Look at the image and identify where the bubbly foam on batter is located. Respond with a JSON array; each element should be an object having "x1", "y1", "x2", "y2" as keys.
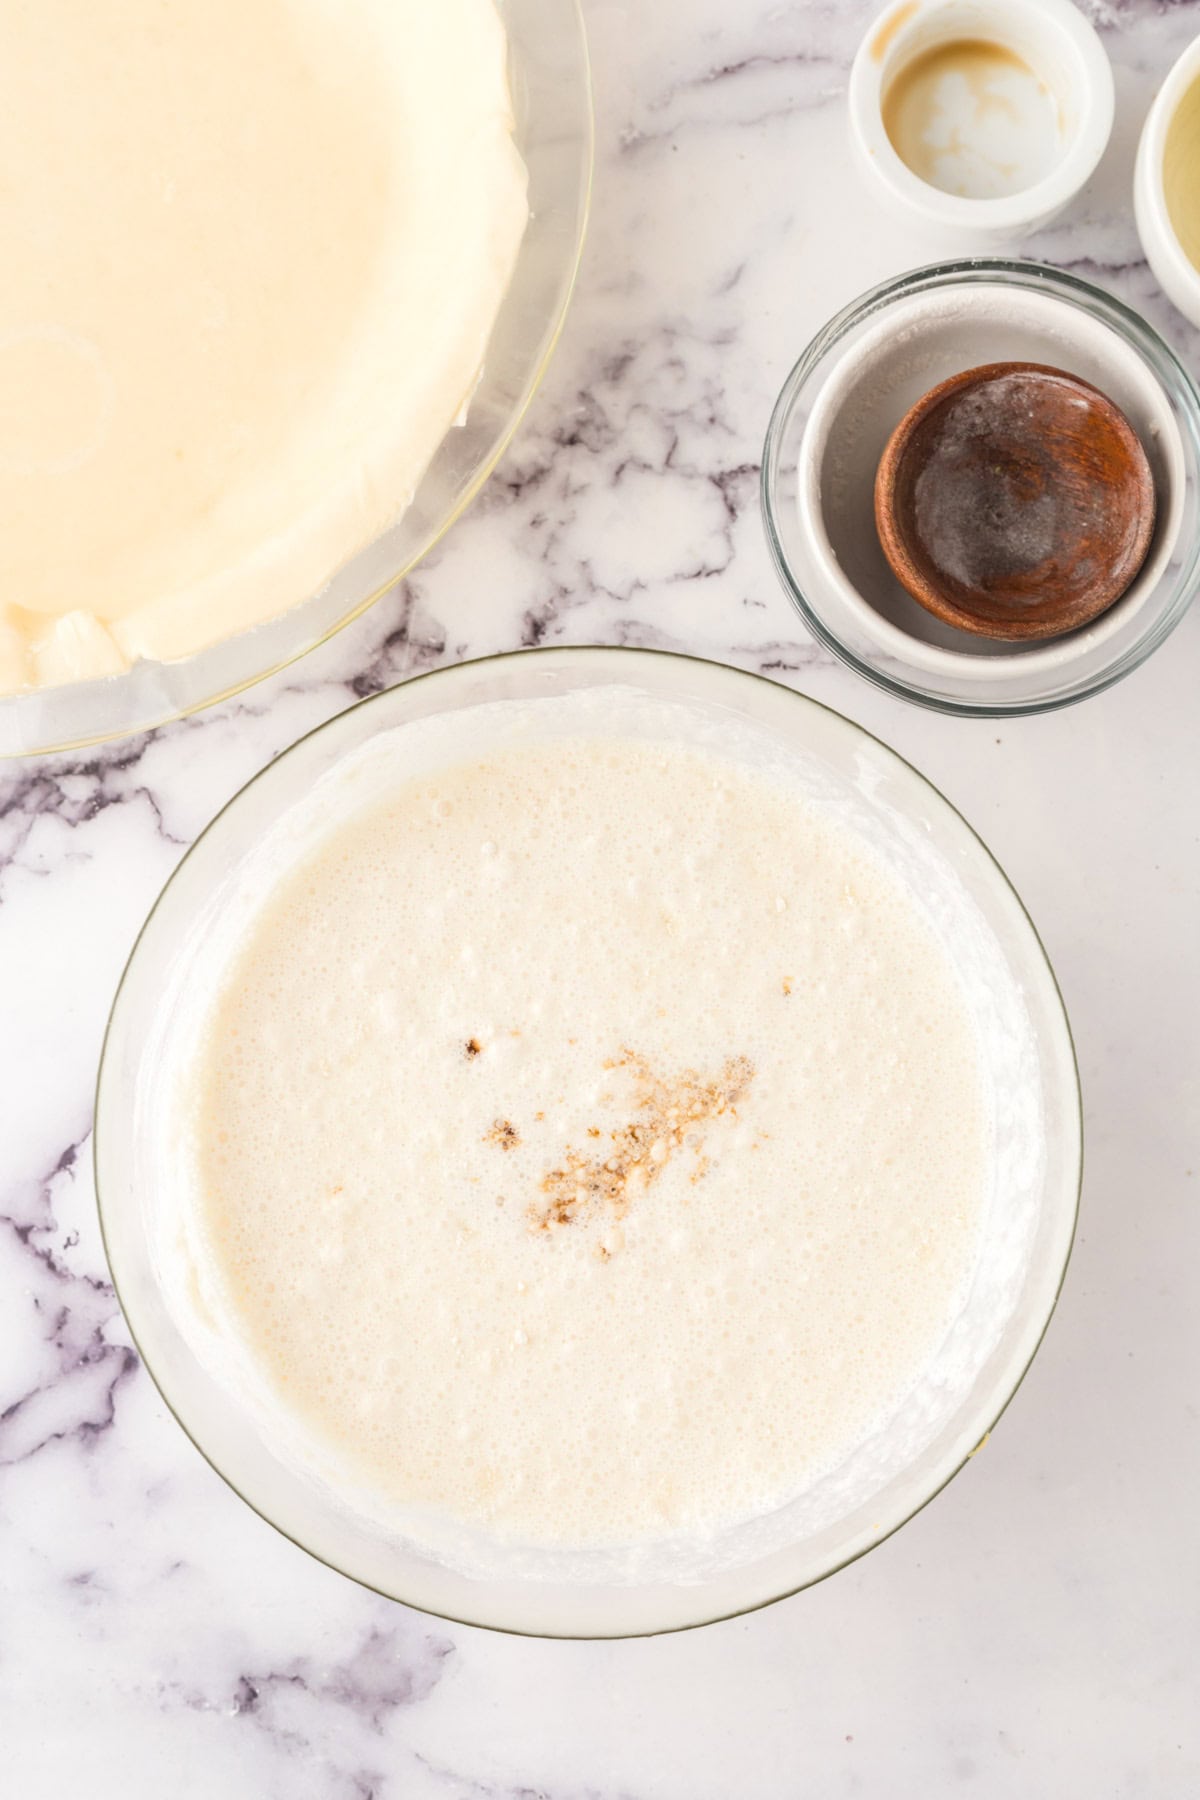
[{"x1": 172, "y1": 698, "x2": 990, "y2": 1557}]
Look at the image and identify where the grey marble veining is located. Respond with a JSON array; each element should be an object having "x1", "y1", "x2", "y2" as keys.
[{"x1": 3, "y1": 2, "x2": 1200, "y2": 1795}]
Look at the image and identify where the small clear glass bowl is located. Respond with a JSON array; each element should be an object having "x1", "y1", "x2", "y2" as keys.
[
  {"x1": 762, "y1": 260, "x2": 1200, "y2": 717},
  {"x1": 0, "y1": 0, "x2": 592, "y2": 758},
  {"x1": 96, "y1": 646, "x2": 1081, "y2": 1637}
]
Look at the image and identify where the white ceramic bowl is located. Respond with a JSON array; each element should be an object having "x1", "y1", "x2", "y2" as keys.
[
  {"x1": 1135, "y1": 33, "x2": 1200, "y2": 331},
  {"x1": 96, "y1": 647, "x2": 1082, "y2": 1637},
  {"x1": 849, "y1": 0, "x2": 1113, "y2": 240}
]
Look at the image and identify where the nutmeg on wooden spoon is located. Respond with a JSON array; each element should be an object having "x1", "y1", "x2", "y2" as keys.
[{"x1": 874, "y1": 361, "x2": 1156, "y2": 642}]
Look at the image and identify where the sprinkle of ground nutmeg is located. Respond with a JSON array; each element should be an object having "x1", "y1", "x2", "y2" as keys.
[
  {"x1": 465, "y1": 1037, "x2": 481, "y2": 1059},
  {"x1": 484, "y1": 1118, "x2": 520, "y2": 1151},
  {"x1": 529, "y1": 1048, "x2": 754, "y2": 1233}
]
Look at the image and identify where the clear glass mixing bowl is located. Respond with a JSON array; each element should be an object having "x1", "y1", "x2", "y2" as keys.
[
  {"x1": 1, "y1": 0, "x2": 592, "y2": 758},
  {"x1": 95, "y1": 648, "x2": 1082, "y2": 1636}
]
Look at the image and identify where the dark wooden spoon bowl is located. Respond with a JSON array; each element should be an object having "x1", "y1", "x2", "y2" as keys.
[{"x1": 874, "y1": 361, "x2": 1157, "y2": 642}]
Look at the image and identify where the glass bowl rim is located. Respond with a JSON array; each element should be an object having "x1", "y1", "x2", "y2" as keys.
[
  {"x1": 761, "y1": 257, "x2": 1200, "y2": 719},
  {"x1": 94, "y1": 643, "x2": 1084, "y2": 1637}
]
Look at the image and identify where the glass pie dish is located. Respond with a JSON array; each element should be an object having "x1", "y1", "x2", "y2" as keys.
[
  {"x1": 1, "y1": 0, "x2": 592, "y2": 759},
  {"x1": 96, "y1": 646, "x2": 1082, "y2": 1637}
]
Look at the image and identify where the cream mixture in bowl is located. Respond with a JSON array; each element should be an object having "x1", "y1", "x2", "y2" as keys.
[
  {"x1": 0, "y1": 0, "x2": 592, "y2": 753},
  {"x1": 95, "y1": 649, "x2": 1081, "y2": 1635}
]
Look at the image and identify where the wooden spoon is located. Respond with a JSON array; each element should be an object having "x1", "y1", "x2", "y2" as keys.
[{"x1": 874, "y1": 361, "x2": 1156, "y2": 642}]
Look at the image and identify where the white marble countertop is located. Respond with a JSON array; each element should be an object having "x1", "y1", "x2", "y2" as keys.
[{"x1": 3, "y1": 1, "x2": 1199, "y2": 1793}]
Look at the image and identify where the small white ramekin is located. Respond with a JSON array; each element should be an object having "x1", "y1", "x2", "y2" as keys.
[
  {"x1": 849, "y1": 0, "x2": 1114, "y2": 241},
  {"x1": 1135, "y1": 33, "x2": 1200, "y2": 331}
]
